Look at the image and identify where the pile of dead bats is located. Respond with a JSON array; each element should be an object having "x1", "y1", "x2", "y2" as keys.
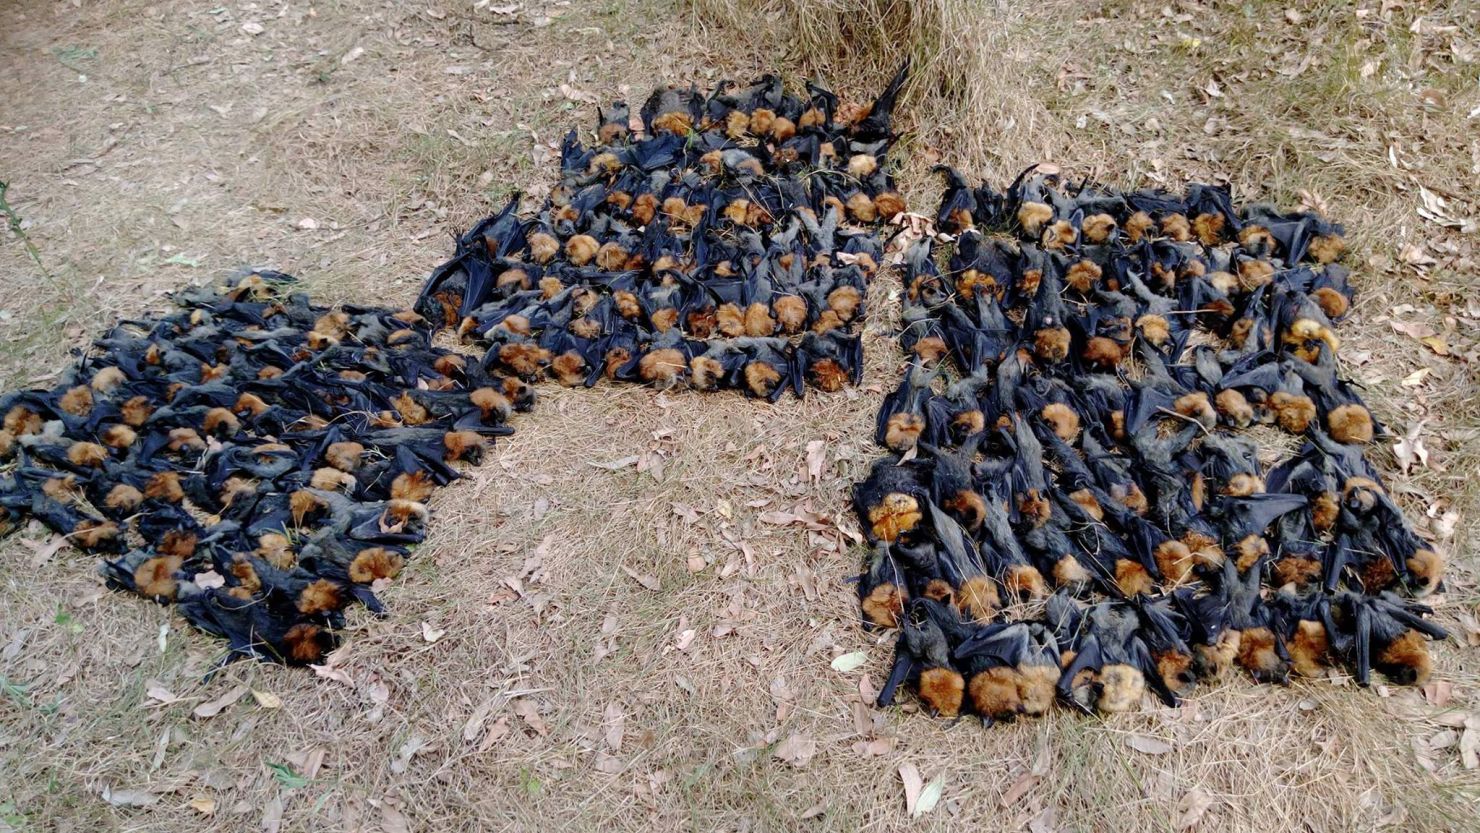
[
  {"x1": 0, "y1": 71, "x2": 909, "y2": 666},
  {"x1": 412, "y1": 67, "x2": 912, "y2": 398},
  {"x1": 0, "y1": 273, "x2": 523, "y2": 665},
  {"x1": 854, "y1": 167, "x2": 1449, "y2": 722}
]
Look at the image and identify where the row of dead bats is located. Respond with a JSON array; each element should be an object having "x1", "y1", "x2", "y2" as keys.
[
  {"x1": 852, "y1": 167, "x2": 1449, "y2": 721},
  {"x1": 0, "y1": 70, "x2": 1448, "y2": 719}
]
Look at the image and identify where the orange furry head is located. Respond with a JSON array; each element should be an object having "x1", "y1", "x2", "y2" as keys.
[
  {"x1": 1003, "y1": 564, "x2": 1047, "y2": 599},
  {"x1": 917, "y1": 667, "x2": 965, "y2": 718},
  {"x1": 861, "y1": 582, "x2": 906, "y2": 628},
  {"x1": 1017, "y1": 201, "x2": 1054, "y2": 236},
  {"x1": 866, "y1": 493, "x2": 921, "y2": 543},
  {"x1": 826, "y1": 286, "x2": 862, "y2": 322},
  {"x1": 283, "y1": 623, "x2": 329, "y2": 664},
  {"x1": 958, "y1": 575, "x2": 998, "y2": 621},
  {"x1": 883, "y1": 412, "x2": 924, "y2": 453},
  {"x1": 133, "y1": 555, "x2": 184, "y2": 599},
  {"x1": 349, "y1": 548, "x2": 405, "y2": 584},
  {"x1": 969, "y1": 667, "x2": 1022, "y2": 720},
  {"x1": 1040, "y1": 402, "x2": 1080, "y2": 441},
  {"x1": 807, "y1": 359, "x2": 849, "y2": 393},
  {"x1": 1327, "y1": 403, "x2": 1373, "y2": 444},
  {"x1": 743, "y1": 362, "x2": 782, "y2": 398},
  {"x1": 297, "y1": 579, "x2": 343, "y2": 615},
  {"x1": 1096, "y1": 664, "x2": 1144, "y2": 713},
  {"x1": 1033, "y1": 327, "x2": 1072, "y2": 362}
]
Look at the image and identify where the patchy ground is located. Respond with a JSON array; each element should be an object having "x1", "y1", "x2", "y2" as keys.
[{"x1": 0, "y1": 0, "x2": 1477, "y2": 830}]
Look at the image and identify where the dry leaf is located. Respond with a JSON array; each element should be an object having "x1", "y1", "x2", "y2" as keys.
[
  {"x1": 261, "y1": 795, "x2": 284, "y2": 833},
  {"x1": 463, "y1": 698, "x2": 501, "y2": 743},
  {"x1": 145, "y1": 683, "x2": 183, "y2": 705},
  {"x1": 420, "y1": 622, "x2": 446, "y2": 643},
  {"x1": 192, "y1": 685, "x2": 248, "y2": 719},
  {"x1": 774, "y1": 732, "x2": 817, "y2": 767},
  {"x1": 1401, "y1": 367, "x2": 1432, "y2": 387},
  {"x1": 1461, "y1": 728, "x2": 1479, "y2": 770},
  {"x1": 1126, "y1": 733, "x2": 1173, "y2": 755},
  {"x1": 100, "y1": 785, "x2": 159, "y2": 807},
  {"x1": 1001, "y1": 773, "x2": 1039, "y2": 807},
  {"x1": 512, "y1": 699, "x2": 549, "y2": 736},
  {"x1": 1420, "y1": 336, "x2": 1451, "y2": 356},
  {"x1": 1394, "y1": 422, "x2": 1430, "y2": 474},
  {"x1": 603, "y1": 701, "x2": 625, "y2": 752},
  {"x1": 899, "y1": 763, "x2": 924, "y2": 815},
  {"x1": 593, "y1": 750, "x2": 624, "y2": 774},
  {"x1": 914, "y1": 773, "x2": 945, "y2": 817},
  {"x1": 188, "y1": 797, "x2": 217, "y2": 815},
  {"x1": 673, "y1": 629, "x2": 697, "y2": 651},
  {"x1": 830, "y1": 651, "x2": 867, "y2": 672},
  {"x1": 252, "y1": 689, "x2": 283, "y2": 709},
  {"x1": 380, "y1": 801, "x2": 411, "y2": 833},
  {"x1": 1175, "y1": 787, "x2": 1214, "y2": 829},
  {"x1": 805, "y1": 440, "x2": 826, "y2": 482},
  {"x1": 309, "y1": 663, "x2": 354, "y2": 686},
  {"x1": 621, "y1": 565, "x2": 661, "y2": 591},
  {"x1": 589, "y1": 455, "x2": 639, "y2": 470}
]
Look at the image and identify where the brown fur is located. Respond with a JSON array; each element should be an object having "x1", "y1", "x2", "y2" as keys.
[
  {"x1": 923, "y1": 579, "x2": 953, "y2": 603},
  {"x1": 1039, "y1": 403, "x2": 1080, "y2": 442},
  {"x1": 1004, "y1": 563, "x2": 1047, "y2": 599},
  {"x1": 716, "y1": 303, "x2": 745, "y2": 338},
  {"x1": 846, "y1": 153, "x2": 878, "y2": 178},
  {"x1": 1236, "y1": 626, "x2": 1284, "y2": 679},
  {"x1": 689, "y1": 356, "x2": 725, "y2": 392},
  {"x1": 1124, "y1": 211, "x2": 1156, "y2": 243},
  {"x1": 1043, "y1": 219, "x2": 1077, "y2": 249},
  {"x1": 565, "y1": 234, "x2": 599, "y2": 266},
  {"x1": 1239, "y1": 224, "x2": 1276, "y2": 254},
  {"x1": 1115, "y1": 559, "x2": 1155, "y2": 596},
  {"x1": 283, "y1": 623, "x2": 327, "y2": 663},
  {"x1": 390, "y1": 391, "x2": 430, "y2": 426},
  {"x1": 1215, "y1": 388, "x2": 1254, "y2": 428},
  {"x1": 297, "y1": 579, "x2": 343, "y2": 615},
  {"x1": 1135, "y1": 314, "x2": 1170, "y2": 348},
  {"x1": 1311, "y1": 287, "x2": 1348, "y2": 319},
  {"x1": 969, "y1": 667, "x2": 1023, "y2": 719},
  {"x1": 638, "y1": 348, "x2": 687, "y2": 388},
  {"x1": 1193, "y1": 212, "x2": 1225, "y2": 245},
  {"x1": 1311, "y1": 491, "x2": 1339, "y2": 534},
  {"x1": 1066, "y1": 489, "x2": 1103, "y2": 521},
  {"x1": 1019, "y1": 491, "x2": 1052, "y2": 528},
  {"x1": 1018, "y1": 268, "x2": 1042, "y2": 296},
  {"x1": 807, "y1": 359, "x2": 849, "y2": 393},
  {"x1": 1407, "y1": 549, "x2": 1444, "y2": 595},
  {"x1": 167, "y1": 428, "x2": 205, "y2": 453},
  {"x1": 4, "y1": 405, "x2": 42, "y2": 436},
  {"x1": 1327, "y1": 403, "x2": 1374, "y2": 444},
  {"x1": 875, "y1": 192, "x2": 906, "y2": 220},
  {"x1": 1082, "y1": 213, "x2": 1117, "y2": 243},
  {"x1": 71, "y1": 520, "x2": 119, "y2": 549},
  {"x1": 913, "y1": 336, "x2": 948, "y2": 366},
  {"x1": 90, "y1": 365, "x2": 127, "y2": 393},
  {"x1": 527, "y1": 232, "x2": 560, "y2": 264},
  {"x1": 1224, "y1": 473, "x2": 1264, "y2": 497},
  {"x1": 133, "y1": 555, "x2": 183, "y2": 598},
  {"x1": 1053, "y1": 554, "x2": 1091, "y2": 589},
  {"x1": 1289, "y1": 620, "x2": 1330, "y2": 677},
  {"x1": 1377, "y1": 631, "x2": 1432, "y2": 685},
  {"x1": 651, "y1": 110, "x2": 692, "y2": 136},
  {"x1": 310, "y1": 467, "x2": 356, "y2": 491},
  {"x1": 743, "y1": 362, "x2": 782, "y2": 398},
  {"x1": 955, "y1": 268, "x2": 996, "y2": 299},
  {"x1": 942, "y1": 490, "x2": 986, "y2": 532},
  {"x1": 1065, "y1": 260, "x2": 1102, "y2": 293},
  {"x1": 1273, "y1": 555, "x2": 1322, "y2": 588},
  {"x1": 443, "y1": 430, "x2": 484, "y2": 463},
  {"x1": 1033, "y1": 327, "x2": 1072, "y2": 362},
  {"x1": 228, "y1": 554, "x2": 261, "y2": 594},
  {"x1": 67, "y1": 441, "x2": 109, "y2": 468},
  {"x1": 1359, "y1": 554, "x2": 1398, "y2": 592},
  {"x1": 957, "y1": 575, "x2": 998, "y2": 621},
  {"x1": 773, "y1": 296, "x2": 808, "y2": 335},
  {"x1": 202, "y1": 407, "x2": 240, "y2": 436},
  {"x1": 1173, "y1": 392, "x2": 1215, "y2": 429},
  {"x1": 498, "y1": 343, "x2": 551, "y2": 378},
  {"x1": 1233, "y1": 535, "x2": 1270, "y2": 572},
  {"x1": 845, "y1": 192, "x2": 877, "y2": 222},
  {"x1": 1097, "y1": 664, "x2": 1145, "y2": 713},
  {"x1": 105, "y1": 483, "x2": 144, "y2": 511},
  {"x1": 743, "y1": 302, "x2": 775, "y2": 337},
  {"x1": 1018, "y1": 664, "x2": 1059, "y2": 716},
  {"x1": 883, "y1": 412, "x2": 924, "y2": 452},
  {"x1": 60, "y1": 385, "x2": 94, "y2": 417},
  {"x1": 861, "y1": 582, "x2": 905, "y2": 628},
  {"x1": 550, "y1": 352, "x2": 587, "y2": 386},
  {"x1": 1270, "y1": 392, "x2": 1317, "y2": 434},
  {"x1": 1307, "y1": 234, "x2": 1345, "y2": 264},
  {"x1": 1083, "y1": 337, "x2": 1124, "y2": 369},
  {"x1": 866, "y1": 493, "x2": 921, "y2": 542},
  {"x1": 155, "y1": 529, "x2": 196, "y2": 558},
  {"x1": 390, "y1": 470, "x2": 436, "y2": 504},
  {"x1": 826, "y1": 285, "x2": 862, "y2": 321},
  {"x1": 219, "y1": 476, "x2": 255, "y2": 507},
  {"x1": 349, "y1": 548, "x2": 405, "y2": 584},
  {"x1": 1155, "y1": 540, "x2": 1196, "y2": 586},
  {"x1": 1238, "y1": 258, "x2": 1275, "y2": 290},
  {"x1": 1017, "y1": 201, "x2": 1054, "y2": 236},
  {"x1": 252, "y1": 533, "x2": 293, "y2": 569},
  {"x1": 234, "y1": 392, "x2": 269, "y2": 417},
  {"x1": 1179, "y1": 530, "x2": 1223, "y2": 570},
  {"x1": 917, "y1": 667, "x2": 965, "y2": 718},
  {"x1": 1160, "y1": 213, "x2": 1191, "y2": 242}
]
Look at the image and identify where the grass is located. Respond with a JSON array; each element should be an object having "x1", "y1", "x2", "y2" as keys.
[{"x1": 1, "y1": 0, "x2": 1477, "y2": 830}]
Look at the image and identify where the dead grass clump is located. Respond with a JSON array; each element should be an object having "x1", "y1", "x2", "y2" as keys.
[{"x1": 687, "y1": 0, "x2": 1073, "y2": 181}]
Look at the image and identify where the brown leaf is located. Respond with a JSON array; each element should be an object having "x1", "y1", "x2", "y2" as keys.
[
  {"x1": 252, "y1": 689, "x2": 283, "y2": 709},
  {"x1": 1420, "y1": 336, "x2": 1451, "y2": 356},
  {"x1": 188, "y1": 797, "x2": 217, "y2": 815},
  {"x1": 773, "y1": 732, "x2": 817, "y2": 767},
  {"x1": 899, "y1": 762, "x2": 924, "y2": 815},
  {"x1": 1423, "y1": 680, "x2": 1454, "y2": 707},
  {"x1": 1175, "y1": 787, "x2": 1215, "y2": 829},
  {"x1": 512, "y1": 699, "x2": 549, "y2": 736},
  {"x1": 261, "y1": 795, "x2": 284, "y2": 833},
  {"x1": 593, "y1": 750, "x2": 624, "y2": 774},
  {"x1": 1002, "y1": 773, "x2": 1040, "y2": 807},
  {"x1": 1392, "y1": 320, "x2": 1438, "y2": 340},
  {"x1": 1126, "y1": 733, "x2": 1173, "y2": 755},
  {"x1": 621, "y1": 565, "x2": 661, "y2": 591},
  {"x1": 192, "y1": 685, "x2": 248, "y2": 719},
  {"x1": 805, "y1": 440, "x2": 826, "y2": 483},
  {"x1": 379, "y1": 801, "x2": 411, "y2": 833},
  {"x1": 603, "y1": 701, "x2": 625, "y2": 752},
  {"x1": 100, "y1": 786, "x2": 159, "y2": 807},
  {"x1": 463, "y1": 698, "x2": 502, "y2": 743}
]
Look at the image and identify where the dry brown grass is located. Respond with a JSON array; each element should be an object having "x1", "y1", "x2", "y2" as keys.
[{"x1": 1, "y1": 0, "x2": 1478, "y2": 830}]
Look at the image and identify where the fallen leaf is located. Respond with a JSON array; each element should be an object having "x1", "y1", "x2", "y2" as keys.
[
  {"x1": 1002, "y1": 772, "x2": 1039, "y2": 807},
  {"x1": 621, "y1": 565, "x2": 661, "y2": 591},
  {"x1": 1126, "y1": 733, "x2": 1173, "y2": 755},
  {"x1": 1461, "y1": 728, "x2": 1479, "y2": 770},
  {"x1": 252, "y1": 689, "x2": 283, "y2": 709},
  {"x1": 146, "y1": 683, "x2": 183, "y2": 705},
  {"x1": 674, "y1": 629, "x2": 697, "y2": 651},
  {"x1": 1401, "y1": 367, "x2": 1432, "y2": 387},
  {"x1": 805, "y1": 440, "x2": 826, "y2": 482},
  {"x1": 193, "y1": 570, "x2": 225, "y2": 589},
  {"x1": 593, "y1": 749, "x2": 624, "y2": 774},
  {"x1": 380, "y1": 801, "x2": 411, "y2": 833},
  {"x1": 1175, "y1": 787, "x2": 1215, "y2": 829},
  {"x1": 1420, "y1": 336, "x2": 1451, "y2": 356},
  {"x1": 188, "y1": 797, "x2": 217, "y2": 815},
  {"x1": 310, "y1": 663, "x2": 354, "y2": 686},
  {"x1": 831, "y1": 651, "x2": 868, "y2": 672},
  {"x1": 100, "y1": 785, "x2": 158, "y2": 807},
  {"x1": 774, "y1": 732, "x2": 817, "y2": 767},
  {"x1": 603, "y1": 701, "x2": 625, "y2": 752},
  {"x1": 800, "y1": 802, "x2": 827, "y2": 820},
  {"x1": 1394, "y1": 422, "x2": 1430, "y2": 474},
  {"x1": 420, "y1": 621, "x2": 446, "y2": 643},
  {"x1": 192, "y1": 685, "x2": 248, "y2": 719},
  {"x1": 899, "y1": 762, "x2": 923, "y2": 816},
  {"x1": 914, "y1": 773, "x2": 945, "y2": 818},
  {"x1": 589, "y1": 455, "x2": 639, "y2": 470},
  {"x1": 262, "y1": 796, "x2": 284, "y2": 833},
  {"x1": 512, "y1": 699, "x2": 549, "y2": 736},
  {"x1": 463, "y1": 698, "x2": 501, "y2": 743}
]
